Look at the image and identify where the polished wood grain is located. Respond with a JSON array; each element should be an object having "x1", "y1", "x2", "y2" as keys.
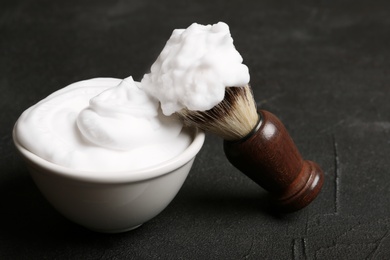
[{"x1": 224, "y1": 110, "x2": 324, "y2": 212}]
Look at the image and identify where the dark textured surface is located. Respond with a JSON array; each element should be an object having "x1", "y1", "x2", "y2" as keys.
[{"x1": 1, "y1": 0, "x2": 390, "y2": 259}]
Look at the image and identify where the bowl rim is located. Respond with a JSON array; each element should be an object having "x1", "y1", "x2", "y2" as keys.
[{"x1": 13, "y1": 126, "x2": 205, "y2": 184}]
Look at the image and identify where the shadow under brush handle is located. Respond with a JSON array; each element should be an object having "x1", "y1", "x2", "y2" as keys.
[{"x1": 223, "y1": 110, "x2": 324, "y2": 212}]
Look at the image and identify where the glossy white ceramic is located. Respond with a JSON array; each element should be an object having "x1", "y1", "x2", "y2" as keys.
[{"x1": 13, "y1": 127, "x2": 204, "y2": 233}]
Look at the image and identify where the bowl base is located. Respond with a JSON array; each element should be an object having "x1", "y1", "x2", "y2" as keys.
[{"x1": 90, "y1": 224, "x2": 143, "y2": 233}]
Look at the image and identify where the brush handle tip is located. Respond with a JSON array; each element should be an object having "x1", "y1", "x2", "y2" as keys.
[{"x1": 276, "y1": 160, "x2": 324, "y2": 212}]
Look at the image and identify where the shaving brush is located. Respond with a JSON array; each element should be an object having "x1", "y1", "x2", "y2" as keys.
[{"x1": 177, "y1": 85, "x2": 324, "y2": 212}]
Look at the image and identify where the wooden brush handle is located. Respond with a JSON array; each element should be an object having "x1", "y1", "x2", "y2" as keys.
[{"x1": 223, "y1": 110, "x2": 324, "y2": 212}]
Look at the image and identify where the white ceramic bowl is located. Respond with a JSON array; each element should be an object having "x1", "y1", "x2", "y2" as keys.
[{"x1": 13, "y1": 127, "x2": 204, "y2": 233}]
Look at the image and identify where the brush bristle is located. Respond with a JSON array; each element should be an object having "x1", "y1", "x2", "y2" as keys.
[{"x1": 177, "y1": 85, "x2": 259, "y2": 141}]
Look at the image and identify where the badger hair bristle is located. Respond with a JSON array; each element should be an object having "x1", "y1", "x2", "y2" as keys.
[{"x1": 177, "y1": 85, "x2": 259, "y2": 141}]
